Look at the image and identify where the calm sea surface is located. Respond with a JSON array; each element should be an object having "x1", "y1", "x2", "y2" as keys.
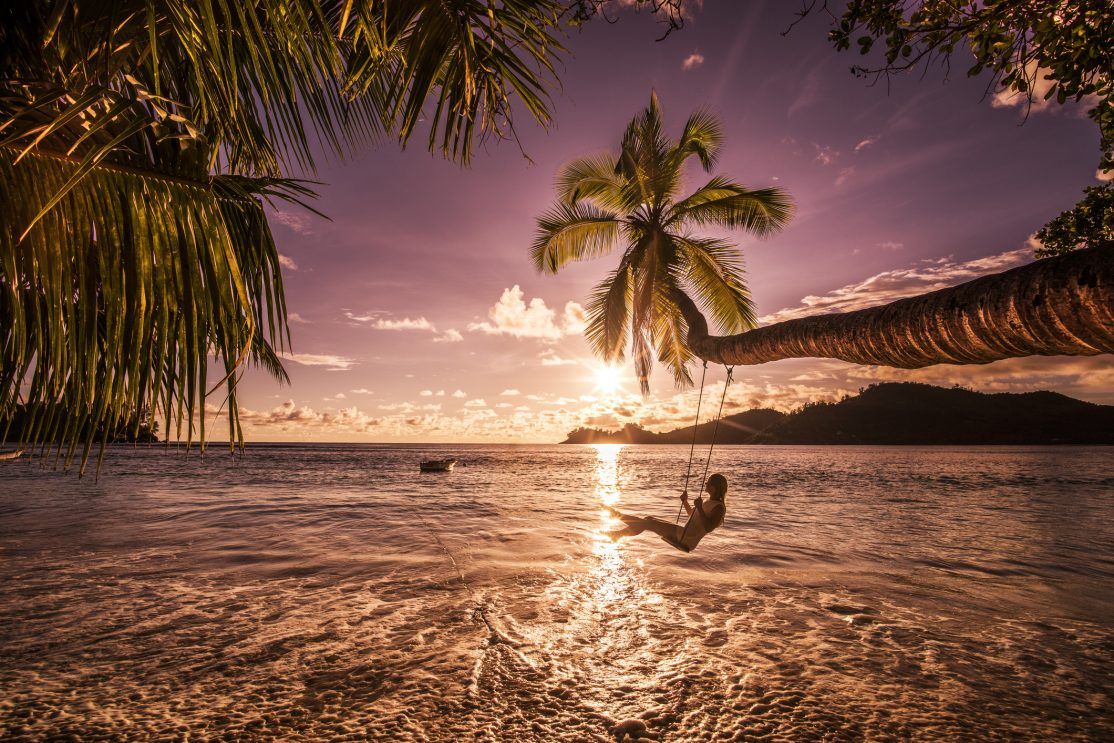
[{"x1": 1, "y1": 444, "x2": 1113, "y2": 741}]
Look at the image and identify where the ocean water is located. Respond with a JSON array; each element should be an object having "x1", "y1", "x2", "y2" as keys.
[{"x1": 1, "y1": 444, "x2": 1113, "y2": 741}]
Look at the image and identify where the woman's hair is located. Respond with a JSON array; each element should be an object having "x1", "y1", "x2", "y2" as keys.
[{"x1": 706, "y1": 473, "x2": 728, "y2": 500}]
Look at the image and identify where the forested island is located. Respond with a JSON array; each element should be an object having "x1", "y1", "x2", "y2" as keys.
[
  {"x1": 1, "y1": 406, "x2": 160, "y2": 445},
  {"x1": 562, "y1": 383, "x2": 1114, "y2": 445}
]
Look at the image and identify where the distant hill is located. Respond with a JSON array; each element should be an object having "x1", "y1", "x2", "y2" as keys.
[{"x1": 561, "y1": 382, "x2": 1114, "y2": 445}]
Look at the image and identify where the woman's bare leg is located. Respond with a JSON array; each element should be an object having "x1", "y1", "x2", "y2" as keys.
[
  {"x1": 607, "y1": 516, "x2": 681, "y2": 542},
  {"x1": 605, "y1": 506, "x2": 643, "y2": 525}
]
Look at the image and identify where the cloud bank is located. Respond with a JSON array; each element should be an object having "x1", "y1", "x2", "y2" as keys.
[
  {"x1": 759, "y1": 248, "x2": 1032, "y2": 325},
  {"x1": 469, "y1": 286, "x2": 586, "y2": 340}
]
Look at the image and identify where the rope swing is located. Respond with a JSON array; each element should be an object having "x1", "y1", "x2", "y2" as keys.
[{"x1": 675, "y1": 362, "x2": 734, "y2": 529}]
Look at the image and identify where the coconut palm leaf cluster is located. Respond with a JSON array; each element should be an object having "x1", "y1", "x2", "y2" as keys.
[
  {"x1": 0, "y1": 0, "x2": 564, "y2": 470},
  {"x1": 532, "y1": 93, "x2": 793, "y2": 393}
]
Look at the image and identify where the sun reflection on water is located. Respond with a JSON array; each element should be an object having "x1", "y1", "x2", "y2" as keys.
[
  {"x1": 591, "y1": 444, "x2": 629, "y2": 603},
  {"x1": 593, "y1": 444, "x2": 623, "y2": 507}
]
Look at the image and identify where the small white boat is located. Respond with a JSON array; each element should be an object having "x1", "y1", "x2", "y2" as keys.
[
  {"x1": 419, "y1": 458, "x2": 457, "y2": 472},
  {"x1": 0, "y1": 449, "x2": 24, "y2": 461}
]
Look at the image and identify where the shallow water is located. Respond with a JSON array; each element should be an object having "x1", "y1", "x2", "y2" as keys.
[{"x1": 1, "y1": 444, "x2": 1113, "y2": 741}]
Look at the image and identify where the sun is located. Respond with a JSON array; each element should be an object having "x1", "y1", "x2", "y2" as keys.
[{"x1": 593, "y1": 365, "x2": 624, "y2": 395}]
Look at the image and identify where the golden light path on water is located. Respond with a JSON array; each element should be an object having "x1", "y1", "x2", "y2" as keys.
[
  {"x1": 544, "y1": 441, "x2": 674, "y2": 715},
  {"x1": 590, "y1": 444, "x2": 625, "y2": 603}
]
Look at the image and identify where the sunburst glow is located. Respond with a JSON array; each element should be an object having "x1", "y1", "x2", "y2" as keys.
[{"x1": 593, "y1": 365, "x2": 624, "y2": 395}]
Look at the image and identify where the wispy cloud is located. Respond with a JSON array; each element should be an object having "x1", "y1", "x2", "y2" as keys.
[
  {"x1": 434, "y1": 329, "x2": 463, "y2": 343},
  {"x1": 374, "y1": 317, "x2": 434, "y2": 331},
  {"x1": 854, "y1": 135, "x2": 880, "y2": 152},
  {"x1": 287, "y1": 312, "x2": 309, "y2": 324},
  {"x1": 278, "y1": 254, "x2": 298, "y2": 270},
  {"x1": 469, "y1": 286, "x2": 586, "y2": 340},
  {"x1": 681, "y1": 52, "x2": 705, "y2": 71},
  {"x1": 343, "y1": 310, "x2": 384, "y2": 323},
  {"x1": 377, "y1": 401, "x2": 442, "y2": 413},
  {"x1": 813, "y1": 144, "x2": 839, "y2": 166},
  {"x1": 271, "y1": 210, "x2": 314, "y2": 235},
  {"x1": 500, "y1": 389, "x2": 520, "y2": 396},
  {"x1": 350, "y1": 388, "x2": 373, "y2": 395},
  {"x1": 346, "y1": 312, "x2": 461, "y2": 344},
  {"x1": 280, "y1": 352, "x2": 356, "y2": 371},
  {"x1": 759, "y1": 248, "x2": 1032, "y2": 324},
  {"x1": 539, "y1": 349, "x2": 578, "y2": 367}
]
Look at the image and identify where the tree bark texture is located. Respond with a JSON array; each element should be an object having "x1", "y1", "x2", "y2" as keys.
[{"x1": 674, "y1": 242, "x2": 1114, "y2": 369}]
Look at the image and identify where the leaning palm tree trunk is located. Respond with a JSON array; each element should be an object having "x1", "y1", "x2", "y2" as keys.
[{"x1": 674, "y1": 242, "x2": 1114, "y2": 369}]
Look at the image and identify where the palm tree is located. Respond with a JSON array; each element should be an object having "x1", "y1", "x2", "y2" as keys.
[
  {"x1": 1, "y1": 0, "x2": 565, "y2": 470},
  {"x1": 531, "y1": 93, "x2": 793, "y2": 393},
  {"x1": 672, "y1": 241, "x2": 1114, "y2": 368}
]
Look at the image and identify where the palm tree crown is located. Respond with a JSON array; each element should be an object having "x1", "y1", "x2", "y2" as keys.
[{"x1": 531, "y1": 93, "x2": 793, "y2": 393}]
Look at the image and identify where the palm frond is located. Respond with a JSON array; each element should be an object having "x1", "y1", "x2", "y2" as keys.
[
  {"x1": 344, "y1": 0, "x2": 564, "y2": 164},
  {"x1": 3, "y1": 1, "x2": 381, "y2": 178},
  {"x1": 584, "y1": 261, "x2": 633, "y2": 363},
  {"x1": 668, "y1": 178, "x2": 794, "y2": 235},
  {"x1": 670, "y1": 108, "x2": 722, "y2": 172},
  {"x1": 672, "y1": 234, "x2": 756, "y2": 333},
  {"x1": 617, "y1": 91, "x2": 676, "y2": 209},
  {"x1": 629, "y1": 233, "x2": 666, "y2": 394},
  {"x1": 0, "y1": 148, "x2": 287, "y2": 472},
  {"x1": 531, "y1": 202, "x2": 621, "y2": 274},
  {"x1": 650, "y1": 272, "x2": 695, "y2": 389},
  {"x1": 555, "y1": 153, "x2": 634, "y2": 212},
  {"x1": 251, "y1": 333, "x2": 292, "y2": 385}
]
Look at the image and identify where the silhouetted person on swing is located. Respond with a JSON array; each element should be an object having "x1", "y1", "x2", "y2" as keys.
[{"x1": 606, "y1": 474, "x2": 727, "y2": 553}]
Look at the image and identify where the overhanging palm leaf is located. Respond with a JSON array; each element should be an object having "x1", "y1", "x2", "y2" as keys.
[
  {"x1": 342, "y1": 0, "x2": 563, "y2": 163},
  {"x1": 2, "y1": 1, "x2": 568, "y2": 470},
  {"x1": 0, "y1": 147, "x2": 293, "y2": 470},
  {"x1": 532, "y1": 94, "x2": 794, "y2": 392}
]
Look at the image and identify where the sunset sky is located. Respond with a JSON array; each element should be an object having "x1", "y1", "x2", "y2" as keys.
[{"x1": 225, "y1": 1, "x2": 1108, "y2": 443}]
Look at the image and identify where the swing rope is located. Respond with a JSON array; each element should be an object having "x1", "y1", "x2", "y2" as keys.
[
  {"x1": 675, "y1": 361, "x2": 709, "y2": 525},
  {"x1": 676, "y1": 364, "x2": 734, "y2": 530},
  {"x1": 701, "y1": 366, "x2": 734, "y2": 487}
]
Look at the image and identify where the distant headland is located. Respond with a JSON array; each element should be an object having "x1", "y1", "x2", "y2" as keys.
[{"x1": 561, "y1": 382, "x2": 1114, "y2": 445}]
